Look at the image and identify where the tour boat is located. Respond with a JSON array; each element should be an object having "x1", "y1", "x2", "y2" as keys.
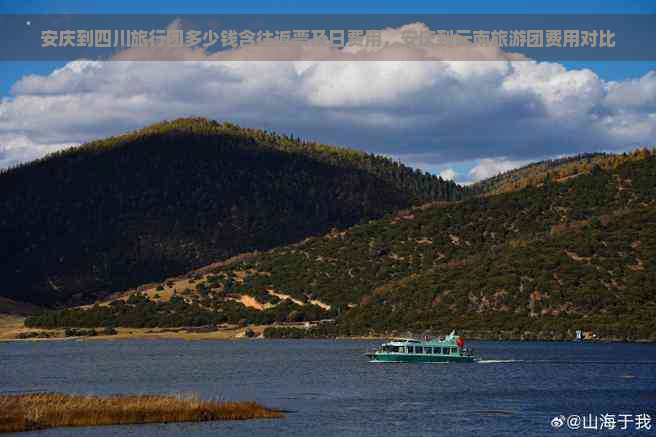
[{"x1": 366, "y1": 331, "x2": 476, "y2": 363}]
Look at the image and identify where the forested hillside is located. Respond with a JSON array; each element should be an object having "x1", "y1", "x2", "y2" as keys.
[
  {"x1": 27, "y1": 149, "x2": 656, "y2": 340},
  {"x1": 340, "y1": 205, "x2": 656, "y2": 340},
  {"x1": 0, "y1": 118, "x2": 464, "y2": 307},
  {"x1": 471, "y1": 151, "x2": 651, "y2": 196}
]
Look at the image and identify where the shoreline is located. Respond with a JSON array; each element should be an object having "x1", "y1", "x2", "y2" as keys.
[
  {"x1": 3, "y1": 334, "x2": 654, "y2": 344},
  {"x1": 3, "y1": 314, "x2": 654, "y2": 344},
  {"x1": 2, "y1": 329, "x2": 654, "y2": 346}
]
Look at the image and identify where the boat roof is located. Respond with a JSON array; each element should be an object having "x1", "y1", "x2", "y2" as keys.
[{"x1": 385, "y1": 331, "x2": 459, "y2": 345}]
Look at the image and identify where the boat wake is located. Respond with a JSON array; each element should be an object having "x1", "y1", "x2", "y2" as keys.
[
  {"x1": 529, "y1": 360, "x2": 656, "y2": 365},
  {"x1": 478, "y1": 359, "x2": 656, "y2": 365}
]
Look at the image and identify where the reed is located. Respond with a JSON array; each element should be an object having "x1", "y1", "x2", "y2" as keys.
[{"x1": 0, "y1": 393, "x2": 283, "y2": 433}]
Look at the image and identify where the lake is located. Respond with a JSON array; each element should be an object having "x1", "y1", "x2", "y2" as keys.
[{"x1": 1, "y1": 339, "x2": 655, "y2": 436}]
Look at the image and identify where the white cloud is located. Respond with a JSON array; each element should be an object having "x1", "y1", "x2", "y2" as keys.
[
  {"x1": 468, "y1": 158, "x2": 530, "y2": 181},
  {"x1": 0, "y1": 21, "x2": 655, "y2": 172},
  {"x1": 605, "y1": 70, "x2": 656, "y2": 111},
  {"x1": 439, "y1": 168, "x2": 457, "y2": 181},
  {"x1": 0, "y1": 133, "x2": 74, "y2": 169}
]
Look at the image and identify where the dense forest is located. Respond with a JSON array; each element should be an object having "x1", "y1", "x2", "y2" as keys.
[
  {"x1": 26, "y1": 148, "x2": 656, "y2": 340},
  {"x1": 0, "y1": 118, "x2": 465, "y2": 307},
  {"x1": 338, "y1": 205, "x2": 656, "y2": 340}
]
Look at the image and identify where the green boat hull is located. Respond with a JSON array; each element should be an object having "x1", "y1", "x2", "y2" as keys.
[{"x1": 367, "y1": 352, "x2": 475, "y2": 363}]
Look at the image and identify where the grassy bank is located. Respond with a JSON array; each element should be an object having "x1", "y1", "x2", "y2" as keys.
[
  {"x1": 0, "y1": 393, "x2": 283, "y2": 433},
  {"x1": 3, "y1": 316, "x2": 652, "y2": 343},
  {"x1": 0, "y1": 323, "x2": 272, "y2": 342},
  {"x1": 0, "y1": 318, "x2": 317, "y2": 342}
]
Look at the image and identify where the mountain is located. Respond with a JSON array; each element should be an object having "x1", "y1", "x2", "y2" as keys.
[
  {"x1": 470, "y1": 152, "x2": 648, "y2": 196},
  {"x1": 26, "y1": 148, "x2": 656, "y2": 341},
  {"x1": 0, "y1": 118, "x2": 465, "y2": 307},
  {"x1": 340, "y1": 205, "x2": 656, "y2": 340}
]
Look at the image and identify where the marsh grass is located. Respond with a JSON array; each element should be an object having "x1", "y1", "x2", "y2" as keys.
[{"x1": 0, "y1": 392, "x2": 283, "y2": 433}]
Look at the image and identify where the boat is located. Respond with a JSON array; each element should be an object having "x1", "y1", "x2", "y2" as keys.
[{"x1": 365, "y1": 331, "x2": 476, "y2": 363}]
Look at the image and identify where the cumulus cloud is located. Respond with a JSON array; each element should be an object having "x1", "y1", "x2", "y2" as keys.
[
  {"x1": 0, "y1": 133, "x2": 75, "y2": 168},
  {"x1": 468, "y1": 158, "x2": 531, "y2": 182},
  {"x1": 0, "y1": 21, "x2": 655, "y2": 175},
  {"x1": 439, "y1": 168, "x2": 457, "y2": 181},
  {"x1": 605, "y1": 71, "x2": 656, "y2": 111}
]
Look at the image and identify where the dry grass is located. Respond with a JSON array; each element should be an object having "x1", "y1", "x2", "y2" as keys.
[
  {"x1": 0, "y1": 315, "x2": 31, "y2": 341},
  {"x1": 0, "y1": 315, "x2": 23, "y2": 329},
  {"x1": 2, "y1": 323, "x2": 318, "y2": 342},
  {"x1": 0, "y1": 393, "x2": 283, "y2": 433}
]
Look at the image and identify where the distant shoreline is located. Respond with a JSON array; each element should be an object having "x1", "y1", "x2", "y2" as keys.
[{"x1": 1, "y1": 317, "x2": 653, "y2": 344}]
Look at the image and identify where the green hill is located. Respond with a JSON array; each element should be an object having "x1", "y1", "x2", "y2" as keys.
[
  {"x1": 470, "y1": 151, "x2": 650, "y2": 196},
  {"x1": 340, "y1": 205, "x2": 656, "y2": 340},
  {"x1": 0, "y1": 118, "x2": 464, "y2": 307},
  {"x1": 27, "y1": 148, "x2": 656, "y2": 341}
]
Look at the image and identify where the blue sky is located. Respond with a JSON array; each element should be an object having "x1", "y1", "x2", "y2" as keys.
[{"x1": 0, "y1": 0, "x2": 655, "y2": 183}]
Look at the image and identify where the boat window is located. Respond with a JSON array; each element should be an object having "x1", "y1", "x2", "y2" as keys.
[
  {"x1": 407, "y1": 346, "x2": 414, "y2": 353},
  {"x1": 443, "y1": 347, "x2": 450, "y2": 355},
  {"x1": 451, "y1": 347, "x2": 457, "y2": 354},
  {"x1": 415, "y1": 346, "x2": 423, "y2": 354},
  {"x1": 399, "y1": 347, "x2": 406, "y2": 353},
  {"x1": 425, "y1": 347, "x2": 432, "y2": 354}
]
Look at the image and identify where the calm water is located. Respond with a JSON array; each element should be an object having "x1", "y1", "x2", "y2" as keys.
[{"x1": 1, "y1": 339, "x2": 655, "y2": 436}]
